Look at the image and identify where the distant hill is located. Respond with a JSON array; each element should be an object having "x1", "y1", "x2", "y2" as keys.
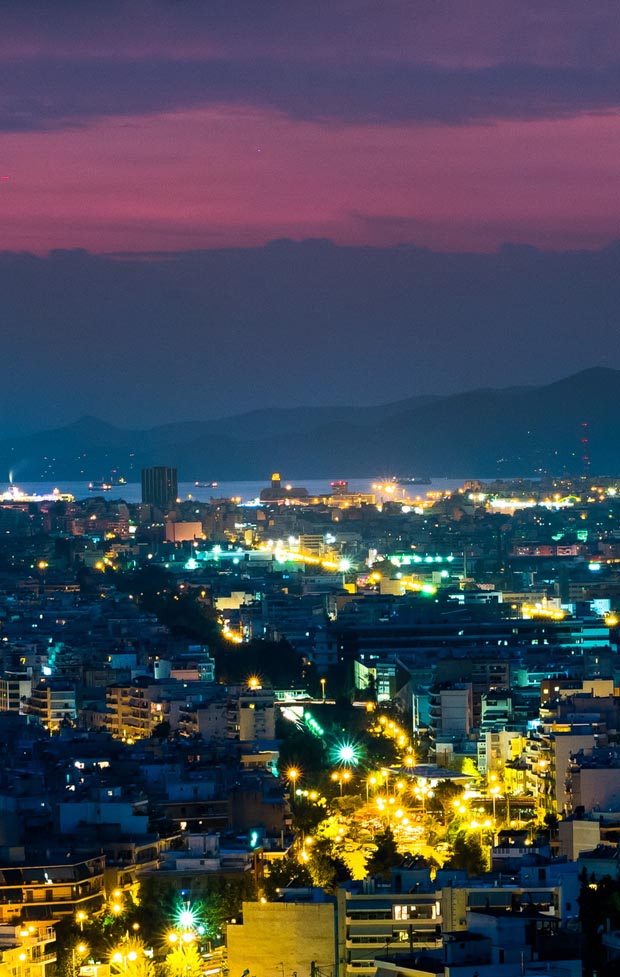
[{"x1": 0, "y1": 367, "x2": 618, "y2": 481}]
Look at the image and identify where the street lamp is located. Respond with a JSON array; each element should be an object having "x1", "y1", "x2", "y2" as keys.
[
  {"x1": 331, "y1": 770, "x2": 351, "y2": 796},
  {"x1": 413, "y1": 780, "x2": 433, "y2": 813},
  {"x1": 167, "y1": 930, "x2": 195, "y2": 945},
  {"x1": 111, "y1": 949, "x2": 138, "y2": 973},
  {"x1": 490, "y1": 785, "x2": 501, "y2": 823},
  {"x1": 76, "y1": 911, "x2": 87, "y2": 932},
  {"x1": 72, "y1": 944, "x2": 87, "y2": 977},
  {"x1": 366, "y1": 775, "x2": 377, "y2": 802},
  {"x1": 286, "y1": 767, "x2": 300, "y2": 788}
]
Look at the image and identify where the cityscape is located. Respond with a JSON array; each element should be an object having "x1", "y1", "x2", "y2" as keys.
[
  {"x1": 3, "y1": 3, "x2": 620, "y2": 977},
  {"x1": 1, "y1": 462, "x2": 620, "y2": 977}
]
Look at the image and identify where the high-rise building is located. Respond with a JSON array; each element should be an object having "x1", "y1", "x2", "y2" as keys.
[{"x1": 141, "y1": 466, "x2": 178, "y2": 509}]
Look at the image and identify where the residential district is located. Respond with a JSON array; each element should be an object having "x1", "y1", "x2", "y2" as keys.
[{"x1": 3, "y1": 468, "x2": 620, "y2": 977}]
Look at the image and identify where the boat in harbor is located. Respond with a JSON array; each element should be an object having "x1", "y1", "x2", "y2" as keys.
[
  {"x1": 1, "y1": 485, "x2": 75, "y2": 503},
  {"x1": 88, "y1": 480, "x2": 113, "y2": 492}
]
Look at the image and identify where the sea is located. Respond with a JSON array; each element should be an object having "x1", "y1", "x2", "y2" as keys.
[{"x1": 5, "y1": 476, "x2": 471, "y2": 505}]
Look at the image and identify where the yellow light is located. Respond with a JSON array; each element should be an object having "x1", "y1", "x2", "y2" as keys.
[
  {"x1": 37, "y1": 561, "x2": 48, "y2": 570},
  {"x1": 167, "y1": 933, "x2": 178, "y2": 944},
  {"x1": 287, "y1": 767, "x2": 300, "y2": 782}
]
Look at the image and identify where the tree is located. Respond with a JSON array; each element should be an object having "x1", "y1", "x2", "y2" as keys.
[
  {"x1": 109, "y1": 938, "x2": 155, "y2": 977},
  {"x1": 444, "y1": 831, "x2": 486, "y2": 876},
  {"x1": 366, "y1": 827, "x2": 400, "y2": 878},
  {"x1": 307, "y1": 837, "x2": 352, "y2": 892},
  {"x1": 430, "y1": 781, "x2": 463, "y2": 821},
  {"x1": 164, "y1": 943, "x2": 204, "y2": 977},
  {"x1": 261, "y1": 856, "x2": 312, "y2": 900}
]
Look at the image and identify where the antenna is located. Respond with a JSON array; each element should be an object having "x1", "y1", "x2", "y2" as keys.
[{"x1": 580, "y1": 421, "x2": 590, "y2": 477}]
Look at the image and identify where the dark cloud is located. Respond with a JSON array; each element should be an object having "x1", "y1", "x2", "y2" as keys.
[
  {"x1": 0, "y1": 241, "x2": 619, "y2": 436},
  {"x1": 0, "y1": 1, "x2": 620, "y2": 131},
  {"x1": 2, "y1": 1, "x2": 620, "y2": 67},
  {"x1": 1, "y1": 57, "x2": 620, "y2": 133}
]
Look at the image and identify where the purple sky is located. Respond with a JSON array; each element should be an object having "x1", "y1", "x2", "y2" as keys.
[
  {"x1": 2, "y1": 0, "x2": 620, "y2": 253},
  {"x1": 1, "y1": 1, "x2": 620, "y2": 435}
]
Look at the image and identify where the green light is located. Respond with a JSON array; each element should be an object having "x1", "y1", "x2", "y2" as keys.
[
  {"x1": 175, "y1": 902, "x2": 199, "y2": 931},
  {"x1": 332, "y1": 739, "x2": 361, "y2": 766}
]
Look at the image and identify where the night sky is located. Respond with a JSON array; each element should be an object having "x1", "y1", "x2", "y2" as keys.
[{"x1": 1, "y1": 1, "x2": 619, "y2": 434}]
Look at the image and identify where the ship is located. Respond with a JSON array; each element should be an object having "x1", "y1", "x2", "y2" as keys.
[
  {"x1": 1, "y1": 485, "x2": 75, "y2": 503},
  {"x1": 194, "y1": 480, "x2": 219, "y2": 488},
  {"x1": 88, "y1": 480, "x2": 113, "y2": 492}
]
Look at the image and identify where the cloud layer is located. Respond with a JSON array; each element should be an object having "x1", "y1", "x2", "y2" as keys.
[
  {"x1": 1, "y1": 2, "x2": 620, "y2": 253},
  {"x1": 1, "y1": 242, "x2": 619, "y2": 435}
]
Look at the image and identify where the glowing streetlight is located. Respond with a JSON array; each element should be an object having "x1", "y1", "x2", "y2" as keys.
[
  {"x1": 111, "y1": 949, "x2": 138, "y2": 973},
  {"x1": 366, "y1": 775, "x2": 377, "y2": 802},
  {"x1": 413, "y1": 780, "x2": 434, "y2": 813},
  {"x1": 72, "y1": 944, "x2": 87, "y2": 977},
  {"x1": 490, "y1": 785, "x2": 501, "y2": 822},
  {"x1": 76, "y1": 911, "x2": 87, "y2": 932},
  {"x1": 286, "y1": 767, "x2": 300, "y2": 787},
  {"x1": 331, "y1": 770, "x2": 351, "y2": 796}
]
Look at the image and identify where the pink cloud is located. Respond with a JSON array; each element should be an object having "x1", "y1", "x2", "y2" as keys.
[{"x1": 2, "y1": 107, "x2": 620, "y2": 253}]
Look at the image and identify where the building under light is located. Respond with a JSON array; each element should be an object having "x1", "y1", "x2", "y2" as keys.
[{"x1": 141, "y1": 466, "x2": 178, "y2": 510}]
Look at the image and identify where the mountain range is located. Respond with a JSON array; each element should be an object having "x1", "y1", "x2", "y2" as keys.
[{"x1": 2, "y1": 367, "x2": 618, "y2": 482}]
